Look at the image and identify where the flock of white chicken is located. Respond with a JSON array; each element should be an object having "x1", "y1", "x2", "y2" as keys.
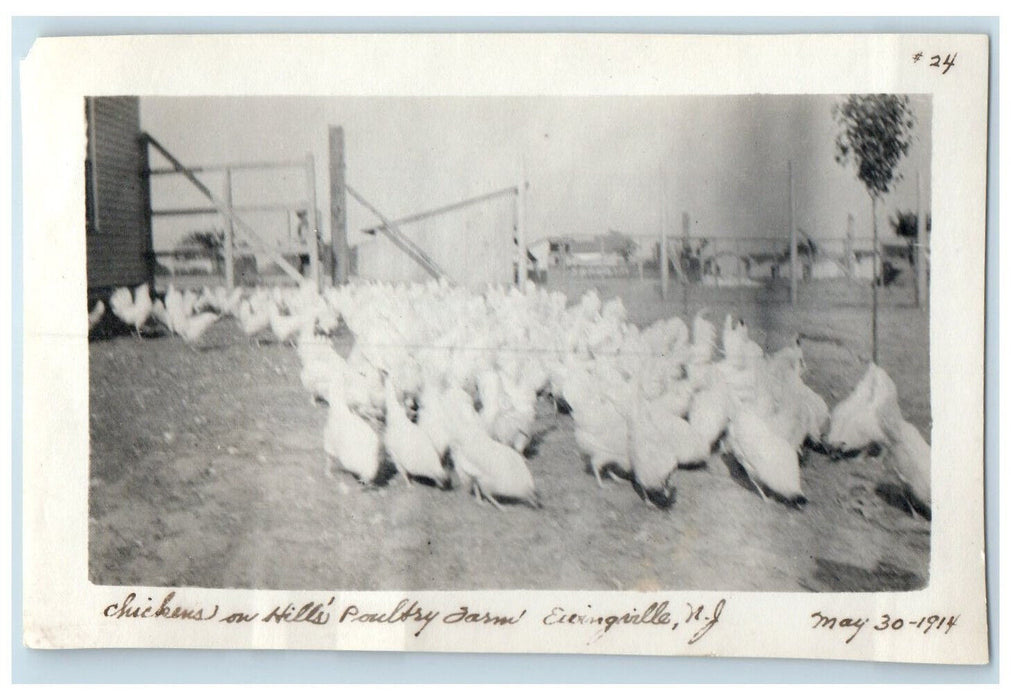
[{"x1": 91, "y1": 279, "x2": 931, "y2": 516}]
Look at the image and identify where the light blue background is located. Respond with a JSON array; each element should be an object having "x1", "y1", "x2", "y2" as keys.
[{"x1": 10, "y1": 15, "x2": 999, "y2": 683}]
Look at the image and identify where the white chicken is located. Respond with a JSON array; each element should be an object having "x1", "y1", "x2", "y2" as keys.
[
  {"x1": 876, "y1": 383, "x2": 931, "y2": 515},
  {"x1": 196, "y1": 285, "x2": 244, "y2": 317},
  {"x1": 270, "y1": 306, "x2": 309, "y2": 345},
  {"x1": 109, "y1": 283, "x2": 153, "y2": 336},
  {"x1": 826, "y1": 363, "x2": 900, "y2": 454},
  {"x1": 478, "y1": 369, "x2": 537, "y2": 453},
  {"x1": 726, "y1": 404, "x2": 806, "y2": 507},
  {"x1": 565, "y1": 369, "x2": 632, "y2": 487},
  {"x1": 323, "y1": 391, "x2": 381, "y2": 484},
  {"x1": 449, "y1": 430, "x2": 540, "y2": 509},
  {"x1": 150, "y1": 298, "x2": 171, "y2": 330},
  {"x1": 87, "y1": 300, "x2": 105, "y2": 331},
  {"x1": 880, "y1": 413, "x2": 931, "y2": 515},
  {"x1": 175, "y1": 311, "x2": 219, "y2": 346},
  {"x1": 238, "y1": 298, "x2": 272, "y2": 341},
  {"x1": 626, "y1": 393, "x2": 678, "y2": 509},
  {"x1": 688, "y1": 382, "x2": 731, "y2": 452},
  {"x1": 625, "y1": 369, "x2": 710, "y2": 508},
  {"x1": 383, "y1": 378, "x2": 450, "y2": 488},
  {"x1": 162, "y1": 284, "x2": 218, "y2": 345},
  {"x1": 689, "y1": 309, "x2": 717, "y2": 365},
  {"x1": 416, "y1": 375, "x2": 454, "y2": 459}
]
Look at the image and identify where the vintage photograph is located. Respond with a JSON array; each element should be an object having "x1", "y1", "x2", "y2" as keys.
[
  {"x1": 85, "y1": 93, "x2": 933, "y2": 593},
  {"x1": 20, "y1": 32, "x2": 988, "y2": 662}
]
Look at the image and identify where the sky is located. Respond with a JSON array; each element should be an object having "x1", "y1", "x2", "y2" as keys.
[{"x1": 141, "y1": 95, "x2": 931, "y2": 253}]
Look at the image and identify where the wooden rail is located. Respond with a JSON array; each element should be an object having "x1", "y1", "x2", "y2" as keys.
[
  {"x1": 345, "y1": 183, "x2": 452, "y2": 282},
  {"x1": 142, "y1": 132, "x2": 309, "y2": 287},
  {"x1": 361, "y1": 186, "x2": 518, "y2": 236},
  {"x1": 146, "y1": 159, "x2": 306, "y2": 176},
  {"x1": 152, "y1": 202, "x2": 310, "y2": 217}
]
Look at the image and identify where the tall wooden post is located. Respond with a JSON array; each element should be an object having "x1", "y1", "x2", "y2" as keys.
[
  {"x1": 871, "y1": 194, "x2": 879, "y2": 364},
  {"x1": 916, "y1": 170, "x2": 928, "y2": 308},
  {"x1": 223, "y1": 167, "x2": 235, "y2": 289},
  {"x1": 845, "y1": 213, "x2": 855, "y2": 278},
  {"x1": 329, "y1": 126, "x2": 350, "y2": 285},
  {"x1": 515, "y1": 171, "x2": 527, "y2": 292},
  {"x1": 789, "y1": 160, "x2": 797, "y2": 305},
  {"x1": 659, "y1": 171, "x2": 669, "y2": 301},
  {"x1": 682, "y1": 211, "x2": 690, "y2": 307},
  {"x1": 305, "y1": 152, "x2": 321, "y2": 291}
]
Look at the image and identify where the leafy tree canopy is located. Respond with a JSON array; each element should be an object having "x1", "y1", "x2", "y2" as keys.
[{"x1": 833, "y1": 94, "x2": 917, "y2": 199}]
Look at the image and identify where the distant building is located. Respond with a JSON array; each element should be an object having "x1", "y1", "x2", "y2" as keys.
[{"x1": 548, "y1": 231, "x2": 636, "y2": 267}]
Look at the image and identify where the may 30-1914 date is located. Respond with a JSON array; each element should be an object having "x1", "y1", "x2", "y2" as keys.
[{"x1": 810, "y1": 611, "x2": 959, "y2": 644}]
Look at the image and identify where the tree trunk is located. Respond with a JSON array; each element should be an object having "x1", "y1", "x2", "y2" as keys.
[{"x1": 871, "y1": 193, "x2": 879, "y2": 364}]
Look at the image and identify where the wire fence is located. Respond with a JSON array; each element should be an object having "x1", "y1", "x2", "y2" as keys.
[{"x1": 541, "y1": 235, "x2": 929, "y2": 309}]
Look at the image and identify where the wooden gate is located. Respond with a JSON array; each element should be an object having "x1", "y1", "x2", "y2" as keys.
[{"x1": 144, "y1": 133, "x2": 320, "y2": 289}]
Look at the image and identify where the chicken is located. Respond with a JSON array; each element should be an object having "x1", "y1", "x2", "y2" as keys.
[
  {"x1": 566, "y1": 375, "x2": 631, "y2": 487},
  {"x1": 449, "y1": 430, "x2": 540, "y2": 509},
  {"x1": 87, "y1": 300, "x2": 105, "y2": 331},
  {"x1": 109, "y1": 283, "x2": 153, "y2": 336},
  {"x1": 417, "y1": 377, "x2": 453, "y2": 459},
  {"x1": 479, "y1": 369, "x2": 537, "y2": 453},
  {"x1": 238, "y1": 298, "x2": 272, "y2": 341},
  {"x1": 689, "y1": 309, "x2": 717, "y2": 365},
  {"x1": 443, "y1": 384, "x2": 489, "y2": 439},
  {"x1": 383, "y1": 378, "x2": 450, "y2": 488},
  {"x1": 270, "y1": 306, "x2": 308, "y2": 345},
  {"x1": 726, "y1": 406, "x2": 805, "y2": 507},
  {"x1": 880, "y1": 415, "x2": 931, "y2": 515},
  {"x1": 626, "y1": 393, "x2": 678, "y2": 509},
  {"x1": 150, "y1": 299, "x2": 171, "y2": 329},
  {"x1": 163, "y1": 285, "x2": 186, "y2": 334},
  {"x1": 160, "y1": 284, "x2": 218, "y2": 345},
  {"x1": 877, "y1": 389, "x2": 931, "y2": 515},
  {"x1": 197, "y1": 285, "x2": 244, "y2": 317},
  {"x1": 624, "y1": 366, "x2": 709, "y2": 509},
  {"x1": 688, "y1": 382, "x2": 730, "y2": 452},
  {"x1": 298, "y1": 336, "x2": 346, "y2": 403},
  {"x1": 175, "y1": 311, "x2": 219, "y2": 346},
  {"x1": 826, "y1": 363, "x2": 900, "y2": 454},
  {"x1": 323, "y1": 392, "x2": 381, "y2": 484}
]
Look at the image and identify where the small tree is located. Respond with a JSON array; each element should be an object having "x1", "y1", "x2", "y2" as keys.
[{"x1": 833, "y1": 94, "x2": 917, "y2": 362}]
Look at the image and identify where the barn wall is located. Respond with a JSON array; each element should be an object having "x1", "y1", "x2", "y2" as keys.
[
  {"x1": 354, "y1": 192, "x2": 515, "y2": 290},
  {"x1": 86, "y1": 96, "x2": 153, "y2": 290}
]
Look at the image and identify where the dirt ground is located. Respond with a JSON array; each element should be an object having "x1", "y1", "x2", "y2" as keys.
[{"x1": 89, "y1": 278, "x2": 930, "y2": 592}]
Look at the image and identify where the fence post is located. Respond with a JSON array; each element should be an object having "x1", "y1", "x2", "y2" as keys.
[
  {"x1": 916, "y1": 169, "x2": 928, "y2": 308},
  {"x1": 682, "y1": 212, "x2": 691, "y2": 307},
  {"x1": 660, "y1": 179, "x2": 668, "y2": 301},
  {"x1": 305, "y1": 152, "x2": 321, "y2": 291},
  {"x1": 516, "y1": 172, "x2": 527, "y2": 292},
  {"x1": 223, "y1": 167, "x2": 235, "y2": 289},
  {"x1": 789, "y1": 160, "x2": 797, "y2": 305},
  {"x1": 845, "y1": 213, "x2": 855, "y2": 279},
  {"x1": 329, "y1": 126, "x2": 350, "y2": 285}
]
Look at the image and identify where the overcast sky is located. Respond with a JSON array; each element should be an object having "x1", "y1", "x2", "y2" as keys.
[{"x1": 141, "y1": 95, "x2": 931, "y2": 250}]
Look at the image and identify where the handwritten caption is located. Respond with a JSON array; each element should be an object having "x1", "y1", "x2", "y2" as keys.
[
  {"x1": 811, "y1": 610, "x2": 959, "y2": 644},
  {"x1": 912, "y1": 51, "x2": 957, "y2": 74},
  {"x1": 102, "y1": 592, "x2": 725, "y2": 645}
]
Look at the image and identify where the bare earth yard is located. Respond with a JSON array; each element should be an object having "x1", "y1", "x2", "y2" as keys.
[{"x1": 89, "y1": 278, "x2": 930, "y2": 592}]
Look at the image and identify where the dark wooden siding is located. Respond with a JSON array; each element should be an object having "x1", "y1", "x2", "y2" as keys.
[{"x1": 86, "y1": 96, "x2": 153, "y2": 290}]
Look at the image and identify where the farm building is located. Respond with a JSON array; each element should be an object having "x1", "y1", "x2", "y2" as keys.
[{"x1": 85, "y1": 96, "x2": 154, "y2": 294}]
